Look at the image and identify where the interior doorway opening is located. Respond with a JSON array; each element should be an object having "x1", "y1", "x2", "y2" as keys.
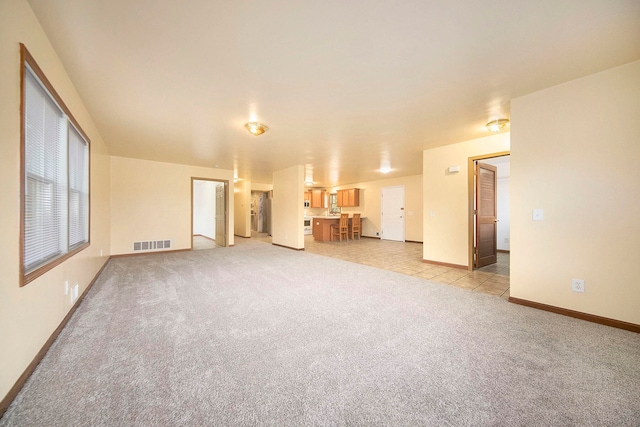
[
  {"x1": 191, "y1": 178, "x2": 228, "y2": 249},
  {"x1": 251, "y1": 191, "x2": 271, "y2": 235},
  {"x1": 468, "y1": 153, "x2": 510, "y2": 271}
]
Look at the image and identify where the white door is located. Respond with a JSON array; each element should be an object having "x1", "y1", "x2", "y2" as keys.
[
  {"x1": 215, "y1": 183, "x2": 226, "y2": 246},
  {"x1": 381, "y1": 186, "x2": 405, "y2": 242}
]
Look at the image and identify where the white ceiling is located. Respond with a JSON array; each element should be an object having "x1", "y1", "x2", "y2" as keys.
[{"x1": 26, "y1": 0, "x2": 640, "y2": 187}]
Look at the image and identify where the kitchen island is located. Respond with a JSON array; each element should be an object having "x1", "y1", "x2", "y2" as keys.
[{"x1": 311, "y1": 216, "x2": 365, "y2": 242}]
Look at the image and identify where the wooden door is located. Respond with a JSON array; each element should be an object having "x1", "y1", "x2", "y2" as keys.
[{"x1": 475, "y1": 162, "x2": 497, "y2": 268}]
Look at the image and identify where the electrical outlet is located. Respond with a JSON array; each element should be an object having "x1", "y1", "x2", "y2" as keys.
[
  {"x1": 376, "y1": 232, "x2": 379, "y2": 236},
  {"x1": 571, "y1": 278, "x2": 585, "y2": 293},
  {"x1": 533, "y1": 209, "x2": 544, "y2": 221},
  {"x1": 100, "y1": 249, "x2": 103, "y2": 257},
  {"x1": 71, "y1": 284, "x2": 79, "y2": 302},
  {"x1": 64, "y1": 280, "x2": 69, "y2": 295}
]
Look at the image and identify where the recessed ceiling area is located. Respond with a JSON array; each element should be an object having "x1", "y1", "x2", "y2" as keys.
[{"x1": 26, "y1": 0, "x2": 640, "y2": 186}]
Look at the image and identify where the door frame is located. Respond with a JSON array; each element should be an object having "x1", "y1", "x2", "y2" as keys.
[
  {"x1": 467, "y1": 151, "x2": 509, "y2": 271},
  {"x1": 191, "y1": 177, "x2": 229, "y2": 248},
  {"x1": 250, "y1": 190, "x2": 270, "y2": 233}
]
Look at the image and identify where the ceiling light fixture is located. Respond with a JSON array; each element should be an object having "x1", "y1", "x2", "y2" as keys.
[
  {"x1": 486, "y1": 119, "x2": 509, "y2": 133},
  {"x1": 245, "y1": 122, "x2": 269, "y2": 136},
  {"x1": 379, "y1": 167, "x2": 391, "y2": 174}
]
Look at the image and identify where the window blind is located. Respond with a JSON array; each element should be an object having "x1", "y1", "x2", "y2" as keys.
[
  {"x1": 68, "y1": 125, "x2": 89, "y2": 248},
  {"x1": 23, "y1": 63, "x2": 89, "y2": 277},
  {"x1": 24, "y1": 69, "x2": 67, "y2": 273}
]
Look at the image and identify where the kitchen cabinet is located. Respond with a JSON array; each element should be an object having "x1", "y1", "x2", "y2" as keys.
[
  {"x1": 304, "y1": 191, "x2": 311, "y2": 203},
  {"x1": 310, "y1": 189, "x2": 327, "y2": 208},
  {"x1": 337, "y1": 188, "x2": 360, "y2": 207}
]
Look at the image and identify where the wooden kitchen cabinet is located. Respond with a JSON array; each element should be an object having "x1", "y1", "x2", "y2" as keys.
[
  {"x1": 337, "y1": 188, "x2": 360, "y2": 207},
  {"x1": 310, "y1": 189, "x2": 326, "y2": 208}
]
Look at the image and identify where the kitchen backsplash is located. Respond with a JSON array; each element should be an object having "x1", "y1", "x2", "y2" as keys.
[{"x1": 305, "y1": 207, "x2": 328, "y2": 216}]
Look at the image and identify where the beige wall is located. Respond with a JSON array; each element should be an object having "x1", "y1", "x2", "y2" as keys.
[
  {"x1": 234, "y1": 179, "x2": 251, "y2": 238},
  {"x1": 0, "y1": 0, "x2": 111, "y2": 402},
  {"x1": 272, "y1": 165, "x2": 304, "y2": 249},
  {"x1": 332, "y1": 174, "x2": 423, "y2": 242},
  {"x1": 251, "y1": 183, "x2": 273, "y2": 192},
  {"x1": 110, "y1": 156, "x2": 234, "y2": 254},
  {"x1": 423, "y1": 134, "x2": 510, "y2": 266},
  {"x1": 511, "y1": 60, "x2": 640, "y2": 324}
]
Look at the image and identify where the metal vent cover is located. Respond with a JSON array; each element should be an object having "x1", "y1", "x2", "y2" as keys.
[{"x1": 133, "y1": 240, "x2": 171, "y2": 251}]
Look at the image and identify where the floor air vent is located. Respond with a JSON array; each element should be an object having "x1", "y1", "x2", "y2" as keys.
[{"x1": 133, "y1": 240, "x2": 171, "y2": 251}]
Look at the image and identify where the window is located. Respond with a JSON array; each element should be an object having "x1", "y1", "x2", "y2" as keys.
[{"x1": 21, "y1": 44, "x2": 90, "y2": 286}]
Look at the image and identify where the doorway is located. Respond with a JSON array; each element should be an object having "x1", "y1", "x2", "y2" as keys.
[
  {"x1": 251, "y1": 191, "x2": 271, "y2": 235},
  {"x1": 468, "y1": 153, "x2": 510, "y2": 270},
  {"x1": 191, "y1": 178, "x2": 228, "y2": 249},
  {"x1": 381, "y1": 185, "x2": 405, "y2": 242}
]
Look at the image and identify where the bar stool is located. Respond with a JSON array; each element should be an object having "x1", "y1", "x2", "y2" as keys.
[
  {"x1": 330, "y1": 213, "x2": 349, "y2": 242},
  {"x1": 351, "y1": 213, "x2": 361, "y2": 240}
]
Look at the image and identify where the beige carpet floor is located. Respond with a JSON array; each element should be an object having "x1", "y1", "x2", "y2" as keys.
[{"x1": 2, "y1": 239, "x2": 639, "y2": 426}]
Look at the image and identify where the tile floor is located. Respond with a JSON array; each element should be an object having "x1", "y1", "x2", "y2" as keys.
[
  {"x1": 192, "y1": 235, "x2": 218, "y2": 250},
  {"x1": 251, "y1": 233, "x2": 510, "y2": 299}
]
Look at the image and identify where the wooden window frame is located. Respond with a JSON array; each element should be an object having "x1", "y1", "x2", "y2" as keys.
[{"x1": 20, "y1": 44, "x2": 91, "y2": 286}]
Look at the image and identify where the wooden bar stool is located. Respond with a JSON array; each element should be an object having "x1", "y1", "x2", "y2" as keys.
[
  {"x1": 351, "y1": 213, "x2": 361, "y2": 240},
  {"x1": 330, "y1": 213, "x2": 349, "y2": 242}
]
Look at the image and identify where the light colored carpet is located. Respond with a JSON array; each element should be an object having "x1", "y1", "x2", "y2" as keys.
[{"x1": 2, "y1": 239, "x2": 639, "y2": 426}]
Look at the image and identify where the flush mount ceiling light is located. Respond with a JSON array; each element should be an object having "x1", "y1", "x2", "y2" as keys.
[
  {"x1": 486, "y1": 119, "x2": 509, "y2": 133},
  {"x1": 244, "y1": 122, "x2": 269, "y2": 136}
]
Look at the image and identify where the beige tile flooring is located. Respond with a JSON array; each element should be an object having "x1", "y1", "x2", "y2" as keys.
[
  {"x1": 251, "y1": 233, "x2": 510, "y2": 299},
  {"x1": 192, "y1": 235, "x2": 218, "y2": 250}
]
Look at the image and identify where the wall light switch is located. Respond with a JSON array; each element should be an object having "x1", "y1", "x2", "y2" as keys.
[
  {"x1": 533, "y1": 209, "x2": 544, "y2": 221},
  {"x1": 430, "y1": 211, "x2": 435, "y2": 217}
]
